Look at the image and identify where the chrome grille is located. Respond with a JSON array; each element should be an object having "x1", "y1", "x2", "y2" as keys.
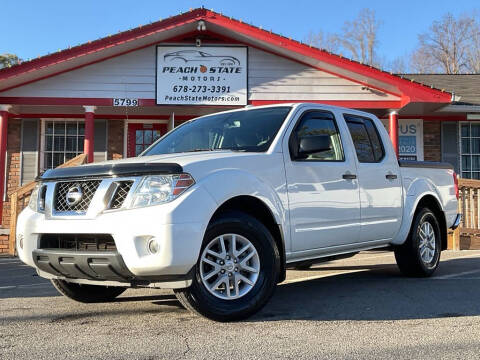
[
  {"x1": 109, "y1": 181, "x2": 133, "y2": 209},
  {"x1": 54, "y1": 180, "x2": 101, "y2": 212}
]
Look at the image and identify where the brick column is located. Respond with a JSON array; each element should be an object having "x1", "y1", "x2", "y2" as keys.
[
  {"x1": 389, "y1": 111, "x2": 399, "y2": 158},
  {"x1": 0, "y1": 105, "x2": 11, "y2": 225},
  {"x1": 83, "y1": 106, "x2": 96, "y2": 163}
]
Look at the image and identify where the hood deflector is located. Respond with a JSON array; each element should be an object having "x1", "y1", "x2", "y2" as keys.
[{"x1": 39, "y1": 163, "x2": 183, "y2": 181}]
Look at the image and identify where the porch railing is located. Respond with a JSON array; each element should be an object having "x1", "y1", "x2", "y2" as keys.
[
  {"x1": 457, "y1": 178, "x2": 480, "y2": 232},
  {"x1": 8, "y1": 154, "x2": 87, "y2": 255},
  {"x1": 452, "y1": 178, "x2": 480, "y2": 250}
]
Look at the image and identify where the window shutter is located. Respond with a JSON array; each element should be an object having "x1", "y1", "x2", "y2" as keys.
[
  {"x1": 441, "y1": 122, "x2": 459, "y2": 173},
  {"x1": 94, "y1": 119, "x2": 107, "y2": 163},
  {"x1": 21, "y1": 119, "x2": 39, "y2": 185}
]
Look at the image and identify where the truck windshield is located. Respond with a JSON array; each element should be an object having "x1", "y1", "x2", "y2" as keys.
[{"x1": 143, "y1": 106, "x2": 292, "y2": 155}]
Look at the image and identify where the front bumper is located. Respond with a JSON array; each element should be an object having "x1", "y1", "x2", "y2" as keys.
[
  {"x1": 32, "y1": 249, "x2": 194, "y2": 288},
  {"x1": 16, "y1": 185, "x2": 218, "y2": 285},
  {"x1": 33, "y1": 249, "x2": 134, "y2": 281},
  {"x1": 450, "y1": 213, "x2": 462, "y2": 230}
]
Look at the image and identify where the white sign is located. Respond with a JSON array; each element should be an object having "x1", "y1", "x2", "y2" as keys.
[
  {"x1": 156, "y1": 46, "x2": 247, "y2": 106},
  {"x1": 381, "y1": 118, "x2": 424, "y2": 161}
]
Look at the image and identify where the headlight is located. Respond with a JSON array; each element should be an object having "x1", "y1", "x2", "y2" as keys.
[
  {"x1": 28, "y1": 183, "x2": 46, "y2": 212},
  {"x1": 130, "y1": 174, "x2": 195, "y2": 208},
  {"x1": 28, "y1": 184, "x2": 40, "y2": 211}
]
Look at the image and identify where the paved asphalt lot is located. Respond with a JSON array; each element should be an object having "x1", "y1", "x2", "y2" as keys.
[{"x1": 1, "y1": 250, "x2": 480, "y2": 359}]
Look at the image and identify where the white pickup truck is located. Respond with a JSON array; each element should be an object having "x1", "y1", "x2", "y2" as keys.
[{"x1": 17, "y1": 103, "x2": 460, "y2": 321}]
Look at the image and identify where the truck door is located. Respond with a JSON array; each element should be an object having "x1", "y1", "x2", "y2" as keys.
[
  {"x1": 283, "y1": 110, "x2": 361, "y2": 251},
  {"x1": 343, "y1": 113, "x2": 403, "y2": 243}
]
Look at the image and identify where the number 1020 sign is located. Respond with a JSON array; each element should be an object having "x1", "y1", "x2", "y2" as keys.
[{"x1": 156, "y1": 46, "x2": 248, "y2": 106}]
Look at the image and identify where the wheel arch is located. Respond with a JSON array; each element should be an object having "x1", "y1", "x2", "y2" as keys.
[
  {"x1": 209, "y1": 195, "x2": 286, "y2": 283},
  {"x1": 392, "y1": 191, "x2": 448, "y2": 250},
  {"x1": 415, "y1": 195, "x2": 448, "y2": 250}
]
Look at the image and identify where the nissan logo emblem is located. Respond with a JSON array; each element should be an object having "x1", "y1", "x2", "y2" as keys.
[{"x1": 66, "y1": 185, "x2": 83, "y2": 207}]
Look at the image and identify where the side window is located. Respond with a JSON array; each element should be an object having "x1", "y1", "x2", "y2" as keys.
[
  {"x1": 344, "y1": 114, "x2": 385, "y2": 163},
  {"x1": 290, "y1": 111, "x2": 344, "y2": 161}
]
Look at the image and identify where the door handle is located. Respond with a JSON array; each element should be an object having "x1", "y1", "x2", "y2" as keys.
[
  {"x1": 342, "y1": 173, "x2": 357, "y2": 180},
  {"x1": 386, "y1": 174, "x2": 398, "y2": 180}
]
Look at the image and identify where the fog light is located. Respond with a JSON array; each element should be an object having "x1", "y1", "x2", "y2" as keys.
[{"x1": 148, "y1": 239, "x2": 159, "y2": 254}]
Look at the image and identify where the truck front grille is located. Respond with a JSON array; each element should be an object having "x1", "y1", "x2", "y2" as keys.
[
  {"x1": 109, "y1": 181, "x2": 134, "y2": 209},
  {"x1": 54, "y1": 180, "x2": 101, "y2": 212},
  {"x1": 39, "y1": 234, "x2": 117, "y2": 251}
]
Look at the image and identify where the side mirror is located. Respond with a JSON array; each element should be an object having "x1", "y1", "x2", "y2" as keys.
[{"x1": 297, "y1": 135, "x2": 332, "y2": 158}]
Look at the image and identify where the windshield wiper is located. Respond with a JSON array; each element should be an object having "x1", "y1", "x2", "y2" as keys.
[
  {"x1": 178, "y1": 148, "x2": 249, "y2": 154},
  {"x1": 182, "y1": 148, "x2": 224, "y2": 153}
]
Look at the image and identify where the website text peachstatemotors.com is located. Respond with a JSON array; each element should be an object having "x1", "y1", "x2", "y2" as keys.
[{"x1": 163, "y1": 94, "x2": 241, "y2": 103}]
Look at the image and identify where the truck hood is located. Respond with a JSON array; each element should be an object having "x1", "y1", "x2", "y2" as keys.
[
  {"x1": 104, "y1": 151, "x2": 255, "y2": 168},
  {"x1": 39, "y1": 151, "x2": 265, "y2": 180}
]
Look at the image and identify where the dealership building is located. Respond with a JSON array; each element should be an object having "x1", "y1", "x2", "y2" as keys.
[{"x1": 0, "y1": 8, "x2": 478, "y2": 252}]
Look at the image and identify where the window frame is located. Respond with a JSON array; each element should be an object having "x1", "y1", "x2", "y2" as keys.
[
  {"x1": 343, "y1": 113, "x2": 386, "y2": 164},
  {"x1": 459, "y1": 121, "x2": 480, "y2": 179},
  {"x1": 288, "y1": 110, "x2": 346, "y2": 162},
  {"x1": 40, "y1": 119, "x2": 86, "y2": 172}
]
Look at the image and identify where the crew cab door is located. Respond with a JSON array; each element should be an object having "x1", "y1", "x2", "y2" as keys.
[
  {"x1": 283, "y1": 110, "x2": 361, "y2": 251},
  {"x1": 343, "y1": 113, "x2": 402, "y2": 242}
]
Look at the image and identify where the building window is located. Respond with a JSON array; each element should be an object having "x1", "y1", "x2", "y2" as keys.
[
  {"x1": 460, "y1": 122, "x2": 480, "y2": 179},
  {"x1": 43, "y1": 121, "x2": 84, "y2": 170}
]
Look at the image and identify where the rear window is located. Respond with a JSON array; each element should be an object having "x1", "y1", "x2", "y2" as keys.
[{"x1": 344, "y1": 114, "x2": 385, "y2": 163}]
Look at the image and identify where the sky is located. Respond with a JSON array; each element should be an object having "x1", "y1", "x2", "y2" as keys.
[{"x1": 1, "y1": 0, "x2": 479, "y2": 67}]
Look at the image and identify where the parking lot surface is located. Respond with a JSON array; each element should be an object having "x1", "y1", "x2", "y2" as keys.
[{"x1": 1, "y1": 250, "x2": 480, "y2": 359}]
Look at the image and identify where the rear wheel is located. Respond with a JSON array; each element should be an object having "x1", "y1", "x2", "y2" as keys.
[
  {"x1": 394, "y1": 208, "x2": 441, "y2": 277},
  {"x1": 174, "y1": 211, "x2": 280, "y2": 321},
  {"x1": 51, "y1": 279, "x2": 126, "y2": 303}
]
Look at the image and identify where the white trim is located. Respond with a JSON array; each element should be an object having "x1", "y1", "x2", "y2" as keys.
[
  {"x1": 83, "y1": 105, "x2": 96, "y2": 113},
  {"x1": 0, "y1": 105, "x2": 12, "y2": 112}
]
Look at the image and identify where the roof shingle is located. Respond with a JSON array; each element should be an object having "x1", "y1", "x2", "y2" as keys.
[{"x1": 403, "y1": 74, "x2": 480, "y2": 105}]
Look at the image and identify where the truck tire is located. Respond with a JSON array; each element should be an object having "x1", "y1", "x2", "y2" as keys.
[
  {"x1": 394, "y1": 208, "x2": 441, "y2": 277},
  {"x1": 174, "y1": 211, "x2": 280, "y2": 322},
  {"x1": 51, "y1": 279, "x2": 126, "y2": 303}
]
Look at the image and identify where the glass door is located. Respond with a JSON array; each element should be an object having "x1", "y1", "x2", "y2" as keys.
[{"x1": 127, "y1": 123, "x2": 167, "y2": 157}]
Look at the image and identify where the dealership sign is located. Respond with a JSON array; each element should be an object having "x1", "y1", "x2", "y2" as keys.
[
  {"x1": 381, "y1": 118, "x2": 424, "y2": 161},
  {"x1": 156, "y1": 46, "x2": 248, "y2": 106}
]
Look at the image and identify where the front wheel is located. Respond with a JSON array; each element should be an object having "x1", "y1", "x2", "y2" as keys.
[
  {"x1": 51, "y1": 279, "x2": 126, "y2": 303},
  {"x1": 174, "y1": 211, "x2": 280, "y2": 321},
  {"x1": 394, "y1": 208, "x2": 442, "y2": 277}
]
